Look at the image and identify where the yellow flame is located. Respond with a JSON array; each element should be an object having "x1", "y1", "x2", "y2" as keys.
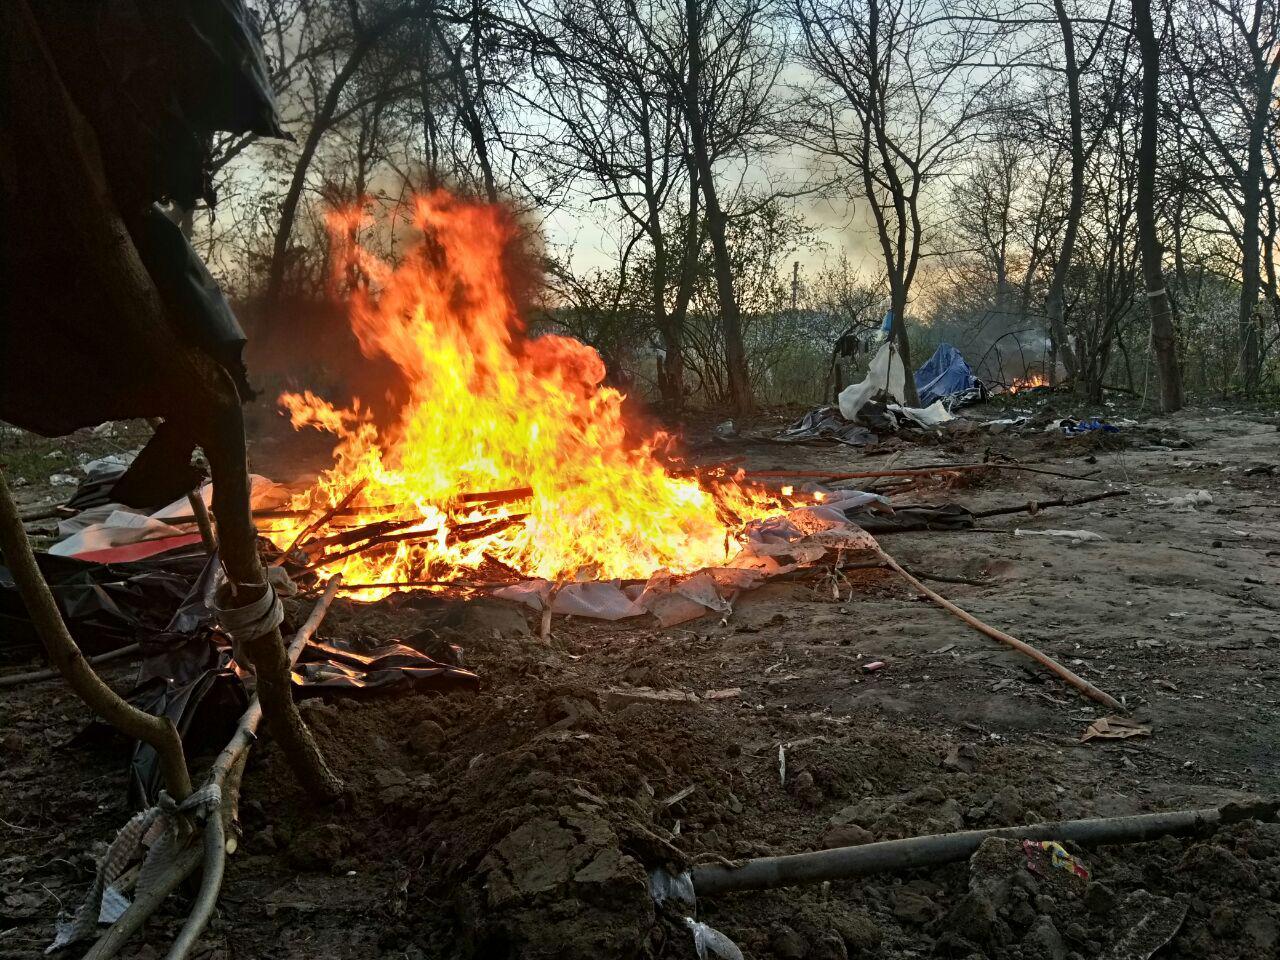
[{"x1": 269, "y1": 191, "x2": 780, "y2": 595}]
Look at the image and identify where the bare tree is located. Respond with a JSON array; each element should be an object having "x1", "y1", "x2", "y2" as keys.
[
  {"x1": 1041, "y1": 0, "x2": 1124, "y2": 383},
  {"x1": 1132, "y1": 0, "x2": 1183, "y2": 410},
  {"x1": 1170, "y1": 0, "x2": 1280, "y2": 392},
  {"x1": 791, "y1": 0, "x2": 1010, "y2": 405},
  {"x1": 519, "y1": 0, "x2": 701, "y2": 408}
]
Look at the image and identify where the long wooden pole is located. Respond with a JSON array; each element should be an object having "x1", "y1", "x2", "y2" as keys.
[{"x1": 873, "y1": 543, "x2": 1122, "y2": 711}]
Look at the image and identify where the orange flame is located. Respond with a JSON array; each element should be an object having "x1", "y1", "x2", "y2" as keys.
[
  {"x1": 1009, "y1": 373, "x2": 1049, "y2": 393},
  {"x1": 270, "y1": 191, "x2": 778, "y2": 594}
]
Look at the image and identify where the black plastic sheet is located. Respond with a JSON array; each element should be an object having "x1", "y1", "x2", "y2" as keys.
[{"x1": 0, "y1": 553, "x2": 210, "y2": 661}]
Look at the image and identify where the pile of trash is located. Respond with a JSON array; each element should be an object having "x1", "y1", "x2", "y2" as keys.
[
  {"x1": 3, "y1": 464, "x2": 478, "y2": 809},
  {"x1": 777, "y1": 341, "x2": 983, "y2": 446}
]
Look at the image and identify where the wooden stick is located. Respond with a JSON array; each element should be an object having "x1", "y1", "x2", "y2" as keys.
[
  {"x1": 19, "y1": 503, "x2": 69, "y2": 523},
  {"x1": 163, "y1": 486, "x2": 535, "y2": 527},
  {"x1": 185, "y1": 491, "x2": 218, "y2": 554},
  {"x1": 0, "y1": 642, "x2": 141, "y2": 689},
  {"x1": 277, "y1": 478, "x2": 368, "y2": 561},
  {"x1": 304, "y1": 514, "x2": 527, "y2": 572},
  {"x1": 873, "y1": 543, "x2": 1123, "y2": 711},
  {"x1": 972, "y1": 489, "x2": 1129, "y2": 519},
  {"x1": 0, "y1": 472, "x2": 193, "y2": 799},
  {"x1": 746, "y1": 463, "x2": 1102, "y2": 483},
  {"x1": 164, "y1": 577, "x2": 342, "y2": 960}
]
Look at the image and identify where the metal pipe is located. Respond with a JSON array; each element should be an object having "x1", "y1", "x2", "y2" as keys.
[{"x1": 691, "y1": 800, "x2": 1279, "y2": 895}]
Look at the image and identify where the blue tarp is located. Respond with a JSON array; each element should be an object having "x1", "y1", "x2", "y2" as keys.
[{"x1": 914, "y1": 343, "x2": 981, "y2": 407}]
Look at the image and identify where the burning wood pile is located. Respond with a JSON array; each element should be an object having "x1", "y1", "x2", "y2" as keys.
[{"x1": 265, "y1": 192, "x2": 803, "y2": 597}]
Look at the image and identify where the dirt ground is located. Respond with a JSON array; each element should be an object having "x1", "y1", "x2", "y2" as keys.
[{"x1": 2, "y1": 398, "x2": 1279, "y2": 960}]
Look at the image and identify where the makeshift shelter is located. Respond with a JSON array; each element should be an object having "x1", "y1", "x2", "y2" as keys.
[{"x1": 913, "y1": 342, "x2": 985, "y2": 408}]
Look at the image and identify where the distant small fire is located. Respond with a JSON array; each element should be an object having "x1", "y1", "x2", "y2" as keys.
[
  {"x1": 1008, "y1": 373, "x2": 1049, "y2": 393},
  {"x1": 269, "y1": 191, "x2": 790, "y2": 594}
]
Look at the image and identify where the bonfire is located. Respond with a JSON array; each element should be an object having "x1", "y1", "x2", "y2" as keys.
[{"x1": 271, "y1": 192, "x2": 785, "y2": 594}]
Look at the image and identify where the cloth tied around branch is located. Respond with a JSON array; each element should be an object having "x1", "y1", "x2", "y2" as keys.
[
  {"x1": 213, "y1": 577, "x2": 284, "y2": 660},
  {"x1": 47, "y1": 784, "x2": 222, "y2": 952}
]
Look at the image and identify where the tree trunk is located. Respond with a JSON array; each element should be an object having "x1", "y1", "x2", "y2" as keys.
[
  {"x1": 683, "y1": 0, "x2": 751, "y2": 414},
  {"x1": 1045, "y1": 0, "x2": 1083, "y2": 378},
  {"x1": 663, "y1": 174, "x2": 702, "y2": 409},
  {"x1": 1132, "y1": 0, "x2": 1183, "y2": 412},
  {"x1": 1236, "y1": 79, "x2": 1269, "y2": 391},
  {"x1": 265, "y1": 41, "x2": 371, "y2": 303},
  {"x1": 889, "y1": 290, "x2": 919, "y2": 406}
]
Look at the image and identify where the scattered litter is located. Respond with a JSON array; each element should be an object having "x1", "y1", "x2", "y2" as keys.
[
  {"x1": 1014, "y1": 528, "x2": 1108, "y2": 542},
  {"x1": 49, "y1": 473, "x2": 79, "y2": 486},
  {"x1": 648, "y1": 868, "x2": 695, "y2": 906},
  {"x1": 712, "y1": 420, "x2": 737, "y2": 439},
  {"x1": 886, "y1": 399, "x2": 956, "y2": 428},
  {"x1": 984, "y1": 416, "x2": 1028, "y2": 433},
  {"x1": 686, "y1": 917, "x2": 744, "y2": 960},
  {"x1": 1162, "y1": 490, "x2": 1213, "y2": 510},
  {"x1": 1056, "y1": 417, "x2": 1121, "y2": 435},
  {"x1": 661, "y1": 785, "x2": 697, "y2": 807},
  {"x1": 861, "y1": 660, "x2": 886, "y2": 673},
  {"x1": 774, "y1": 406, "x2": 876, "y2": 446},
  {"x1": 703, "y1": 687, "x2": 742, "y2": 700},
  {"x1": 1023, "y1": 839, "x2": 1090, "y2": 883},
  {"x1": 1080, "y1": 716, "x2": 1152, "y2": 742},
  {"x1": 603, "y1": 687, "x2": 701, "y2": 710},
  {"x1": 1106, "y1": 890, "x2": 1188, "y2": 960}
]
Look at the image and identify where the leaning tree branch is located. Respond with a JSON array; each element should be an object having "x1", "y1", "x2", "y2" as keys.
[
  {"x1": 0, "y1": 471, "x2": 193, "y2": 800},
  {"x1": 82, "y1": 578, "x2": 343, "y2": 960}
]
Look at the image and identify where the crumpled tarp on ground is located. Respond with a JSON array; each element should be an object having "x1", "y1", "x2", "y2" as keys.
[
  {"x1": 777, "y1": 398, "x2": 955, "y2": 445},
  {"x1": 495, "y1": 493, "x2": 880, "y2": 626},
  {"x1": 0, "y1": 553, "x2": 211, "y2": 661},
  {"x1": 773, "y1": 406, "x2": 878, "y2": 446},
  {"x1": 781, "y1": 340, "x2": 963, "y2": 445}
]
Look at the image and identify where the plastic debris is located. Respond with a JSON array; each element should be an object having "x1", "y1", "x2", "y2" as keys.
[
  {"x1": 1014, "y1": 528, "x2": 1108, "y2": 542},
  {"x1": 838, "y1": 341, "x2": 908, "y2": 420},
  {"x1": 1056, "y1": 417, "x2": 1121, "y2": 435},
  {"x1": 648, "y1": 868, "x2": 696, "y2": 907},
  {"x1": 1162, "y1": 490, "x2": 1213, "y2": 510},
  {"x1": 686, "y1": 918, "x2": 744, "y2": 960},
  {"x1": 1080, "y1": 716, "x2": 1152, "y2": 742},
  {"x1": 1107, "y1": 890, "x2": 1188, "y2": 960},
  {"x1": 1023, "y1": 840, "x2": 1090, "y2": 883}
]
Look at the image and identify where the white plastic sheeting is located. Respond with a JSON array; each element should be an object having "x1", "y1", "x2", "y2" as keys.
[
  {"x1": 49, "y1": 476, "x2": 290, "y2": 559},
  {"x1": 838, "y1": 341, "x2": 907, "y2": 420},
  {"x1": 494, "y1": 493, "x2": 879, "y2": 625}
]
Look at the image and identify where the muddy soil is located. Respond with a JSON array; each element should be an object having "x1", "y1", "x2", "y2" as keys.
[{"x1": 2, "y1": 402, "x2": 1279, "y2": 959}]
